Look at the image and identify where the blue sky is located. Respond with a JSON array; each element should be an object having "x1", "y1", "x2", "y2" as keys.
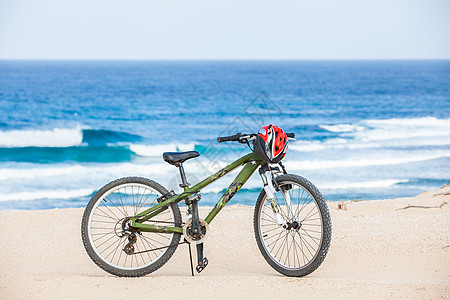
[{"x1": 0, "y1": 0, "x2": 449, "y2": 59}]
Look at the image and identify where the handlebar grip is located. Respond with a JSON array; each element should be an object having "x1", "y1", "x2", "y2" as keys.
[
  {"x1": 217, "y1": 133, "x2": 241, "y2": 143},
  {"x1": 286, "y1": 132, "x2": 295, "y2": 138}
]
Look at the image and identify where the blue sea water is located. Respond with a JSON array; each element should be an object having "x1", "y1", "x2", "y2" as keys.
[{"x1": 0, "y1": 60, "x2": 449, "y2": 210}]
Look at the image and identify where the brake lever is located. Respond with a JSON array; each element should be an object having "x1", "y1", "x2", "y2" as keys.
[{"x1": 239, "y1": 134, "x2": 256, "y2": 143}]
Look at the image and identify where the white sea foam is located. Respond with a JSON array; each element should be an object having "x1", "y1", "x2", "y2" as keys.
[
  {"x1": 0, "y1": 188, "x2": 94, "y2": 202},
  {"x1": 319, "y1": 179, "x2": 408, "y2": 190},
  {"x1": 289, "y1": 139, "x2": 381, "y2": 152},
  {"x1": 286, "y1": 151, "x2": 450, "y2": 170},
  {"x1": 0, "y1": 163, "x2": 173, "y2": 181},
  {"x1": 365, "y1": 117, "x2": 450, "y2": 127},
  {"x1": 319, "y1": 124, "x2": 365, "y2": 133},
  {"x1": 130, "y1": 143, "x2": 196, "y2": 156},
  {"x1": 290, "y1": 137, "x2": 450, "y2": 152},
  {"x1": 353, "y1": 117, "x2": 450, "y2": 142},
  {"x1": 0, "y1": 127, "x2": 84, "y2": 148},
  {"x1": 293, "y1": 117, "x2": 450, "y2": 152}
]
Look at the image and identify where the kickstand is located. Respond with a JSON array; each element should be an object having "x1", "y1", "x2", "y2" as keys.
[{"x1": 188, "y1": 242, "x2": 194, "y2": 276}]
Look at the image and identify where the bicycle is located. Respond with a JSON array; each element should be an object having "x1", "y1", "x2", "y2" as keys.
[{"x1": 81, "y1": 128, "x2": 332, "y2": 277}]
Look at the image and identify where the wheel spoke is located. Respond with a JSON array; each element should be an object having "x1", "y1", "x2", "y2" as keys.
[
  {"x1": 104, "y1": 237, "x2": 125, "y2": 260},
  {"x1": 296, "y1": 231, "x2": 315, "y2": 258},
  {"x1": 274, "y1": 230, "x2": 289, "y2": 261},
  {"x1": 262, "y1": 210, "x2": 277, "y2": 222},
  {"x1": 297, "y1": 230, "x2": 308, "y2": 265},
  {"x1": 92, "y1": 230, "x2": 116, "y2": 242},
  {"x1": 111, "y1": 238, "x2": 127, "y2": 265},
  {"x1": 301, "y1": 227, "x2": 321, "y2": 245},
  {"x1": 301, "y1": 205, "x2": 318, "y2": 223},
  {"x1": 267, "y1": 227, "x2": 286, "y2": 248},
  {"x1": 92, "y1": 212, "x2": 117, "y2": 221},
  {"x1": 110, "y1": 192, "x2": 128, "y2": 217},
  {"x1": 262, "y1": 226, "x2": 283, "y2": 235}
]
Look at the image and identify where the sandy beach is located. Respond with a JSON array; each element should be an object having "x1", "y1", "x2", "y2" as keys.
[{"x1": 0, "y1": 186, "x2": 448, "y2": 299}]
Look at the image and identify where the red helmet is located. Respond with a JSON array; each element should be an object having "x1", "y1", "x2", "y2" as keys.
[{"x1": 254, "y1": 124, "x2": 288, "y2": 163}]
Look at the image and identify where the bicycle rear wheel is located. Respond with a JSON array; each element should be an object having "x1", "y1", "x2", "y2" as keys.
[
  {"x1": 254, "y1": 174, "x2": 331, "y2": 277},
  {"x1": 81, "y1": 177, "x2": 182, "y2": 277}
]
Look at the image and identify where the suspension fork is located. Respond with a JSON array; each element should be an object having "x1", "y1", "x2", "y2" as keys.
[
  {"x1": 259, "y1": 165, "x2": 297, "y2": 226},
  {"x1": 280, "y1": 185, "x2": 298, "y2": 222},
  {"x1": 259, "y1": 166, "x2": 283, "y2": 226}
]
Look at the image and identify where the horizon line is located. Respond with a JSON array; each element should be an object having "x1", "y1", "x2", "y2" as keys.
[{"x1": 1, "y1": 58, "x2": 450, "y2": 61}]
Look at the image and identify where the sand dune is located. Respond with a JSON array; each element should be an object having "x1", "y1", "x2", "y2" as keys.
[{"x1": 0, "y1": 187, "x2": 449, "y2": 299}]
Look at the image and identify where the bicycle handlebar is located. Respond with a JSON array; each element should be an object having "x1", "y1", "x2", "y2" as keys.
[
  {"x1": 217, "y1": 132, "x2": 295, "y2": 143},
  {"x1": 217, "y1": 133, "x2": 242, "y2": 143}
]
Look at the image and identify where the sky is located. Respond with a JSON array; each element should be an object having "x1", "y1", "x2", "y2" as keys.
[{"x1": 0, "y1": 0, "x2": 449, "y2": 60}]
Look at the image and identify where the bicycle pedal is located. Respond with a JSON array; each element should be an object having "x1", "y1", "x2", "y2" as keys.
[{"x1": 196, "y1": 257, "x2": 208, "y2": 273}]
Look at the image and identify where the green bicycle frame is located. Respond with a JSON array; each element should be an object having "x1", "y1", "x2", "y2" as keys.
[{"x1": 130, "y1": 152, "x2": 263, "y2": 234}]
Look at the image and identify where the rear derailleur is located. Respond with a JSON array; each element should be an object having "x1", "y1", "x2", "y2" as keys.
[{"x1": 115, "y1": 217, "x2": 138, "y2": 255}]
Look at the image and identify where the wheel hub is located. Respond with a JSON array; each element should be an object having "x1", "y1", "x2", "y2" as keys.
[{"x1": 283, "y1": 221, "x2": 301, "y2": 230}]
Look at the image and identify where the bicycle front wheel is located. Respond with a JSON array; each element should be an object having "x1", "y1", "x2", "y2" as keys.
[
  {"x1": 254, "y1": 174, "x2": 331, "y2": 277},
  {"x1": 81, "y1": 177, "x2": 182, "y2": 277}
]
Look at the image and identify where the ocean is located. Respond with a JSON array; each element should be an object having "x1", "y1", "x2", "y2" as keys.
[{"x1": 0, "y1": 60, "x2": 449, "y2": 210}]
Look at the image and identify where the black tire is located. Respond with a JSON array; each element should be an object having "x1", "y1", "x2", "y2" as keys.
[
  {"x1": 81, "y1": 177, "x2": 182, "y2": 277},
  {"x1": 253, "y1": 174, "x2": 331, "y2": 277}
]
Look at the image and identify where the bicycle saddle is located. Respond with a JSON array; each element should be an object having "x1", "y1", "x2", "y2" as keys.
[{"x1": 163, "y1": 151, "x2": 200, "y2": 166}]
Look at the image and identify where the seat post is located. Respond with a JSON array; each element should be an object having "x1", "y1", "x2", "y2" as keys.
[{"x1": 177, "y1": 163, "x2": 190, "y2": 188}]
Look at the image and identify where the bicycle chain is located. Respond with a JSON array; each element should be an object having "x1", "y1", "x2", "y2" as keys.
[
  {"x1": 131, "y1": 240, "x2": 187, "y2": 255},
  {"x1": 142, "y1": 219, "x2": 185, "y2": 226}
]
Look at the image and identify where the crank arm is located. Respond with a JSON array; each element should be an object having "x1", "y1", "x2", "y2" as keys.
[{"x1": 195, "y1": 243, "x2": 208, "y2": 273}]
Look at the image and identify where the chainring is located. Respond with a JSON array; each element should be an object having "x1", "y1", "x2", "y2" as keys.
[{"x1": 182, "y1": 218, "x2": 209, "y2": 244}]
